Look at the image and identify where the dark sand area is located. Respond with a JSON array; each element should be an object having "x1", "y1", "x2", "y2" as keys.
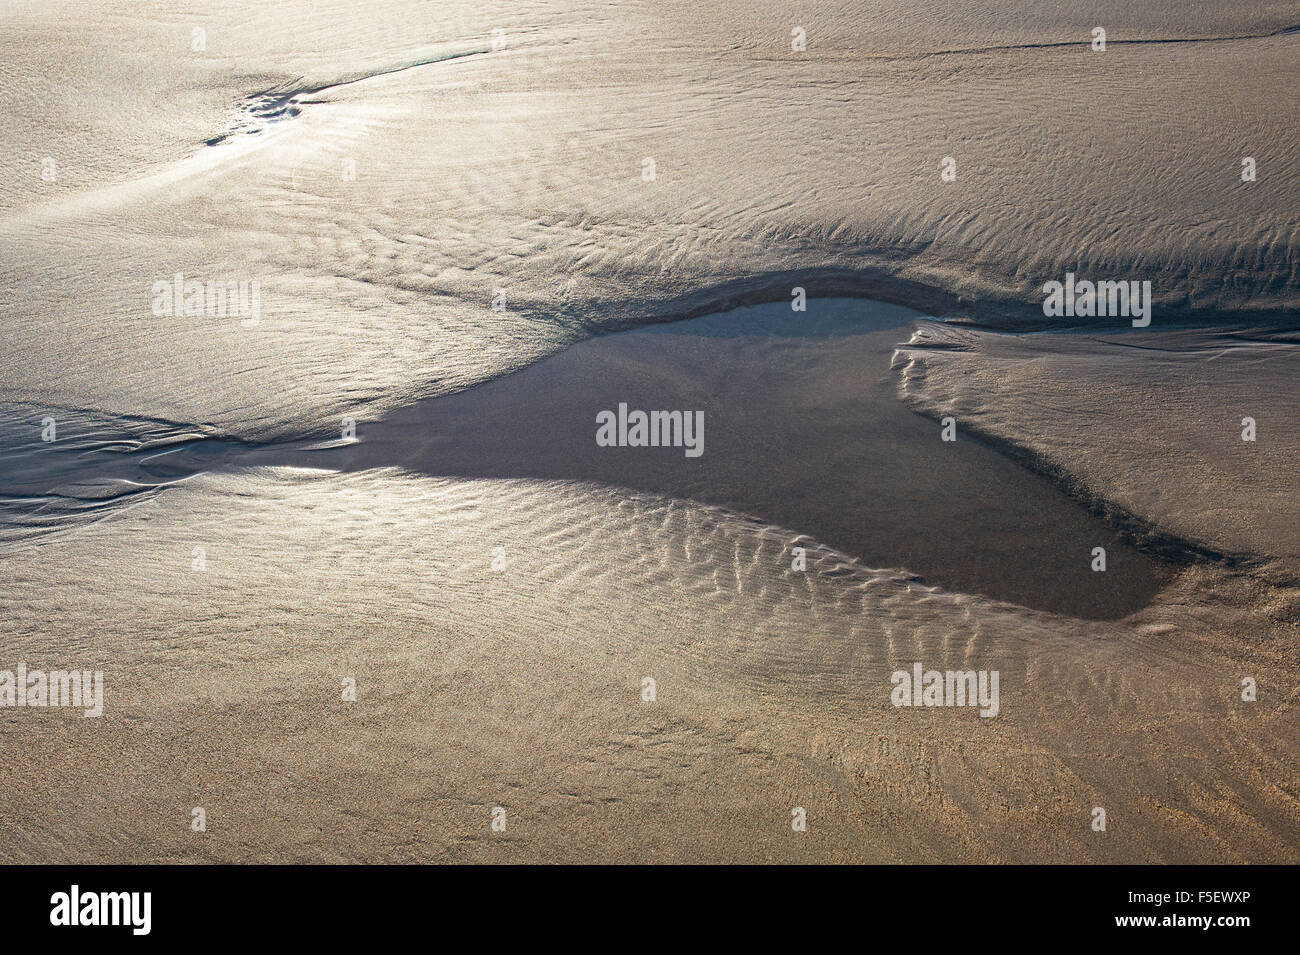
[{"x1": 317, "y1": 299, "x2": 1169, "y2": 619}]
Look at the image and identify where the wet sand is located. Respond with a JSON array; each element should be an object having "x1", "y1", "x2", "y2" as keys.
[
  {"x1": 1, "y1": 0, "x2": 1297, "y2": 866},
  {"x1": 329, "y1": 299, "x2": 1168, "y2": 618},
  {"x1": 0, "y1": 301, "x2": 1296, "y2": 864}
]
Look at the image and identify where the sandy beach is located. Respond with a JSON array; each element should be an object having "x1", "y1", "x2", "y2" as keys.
[{"x1": 1, "y1": 0, "x2": 1297, "y2": 863}]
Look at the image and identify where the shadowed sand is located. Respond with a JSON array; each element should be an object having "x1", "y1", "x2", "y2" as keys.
[{"x1": 324, "y1": 299, "x2": 1168, "y2": 619}]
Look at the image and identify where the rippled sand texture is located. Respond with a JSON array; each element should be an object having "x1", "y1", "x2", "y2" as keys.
[
  {"x1": 3, "y1": 1, "x2": 1298, "y2": 436},
  {"x1": 1, "y1": 467, "x2": 1296, "y2": 864},
  {"x1": 1, "y1": 0, "x2": 1298, "y2": 862}
]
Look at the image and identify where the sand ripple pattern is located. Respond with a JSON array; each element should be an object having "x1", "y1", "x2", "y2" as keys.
[{"x1": 1, "y1": 468, "x2": 1295, "y2": 862}]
